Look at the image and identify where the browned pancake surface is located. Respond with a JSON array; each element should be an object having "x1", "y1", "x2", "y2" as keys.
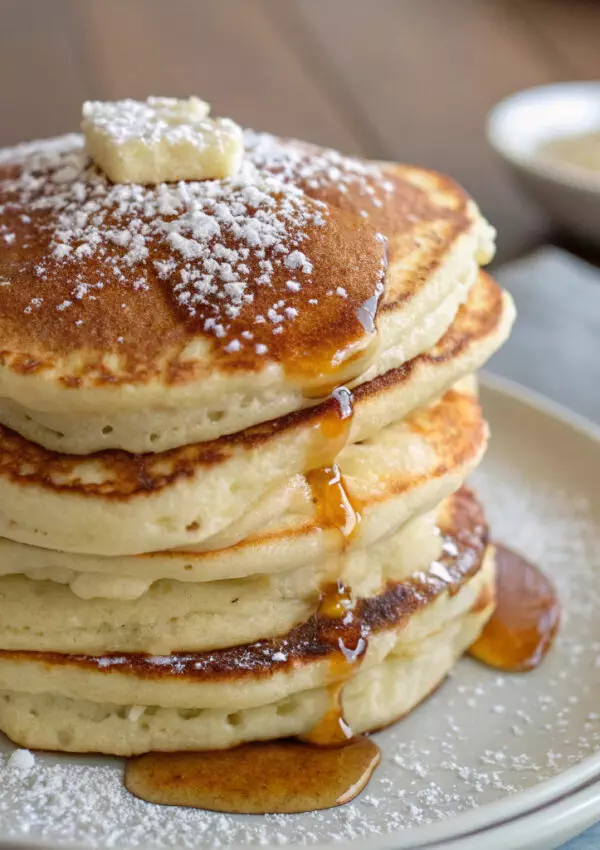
[
  {"x1": 0, "y1": 271, "x2": 501, "y2": 499},
  {"x1": 245, "y1": 132, "x2": 474, "y2": 306},
  {"x1": 0, "y1": 134, "x2": 477, "y2": 389},
  {"x1": 0, "y1": 139, "x2": 385, "y2": 385}
]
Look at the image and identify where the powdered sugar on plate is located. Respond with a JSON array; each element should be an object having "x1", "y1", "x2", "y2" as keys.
[{"x1": 0, "y1": 382, "x2": 599, "y2": 848}]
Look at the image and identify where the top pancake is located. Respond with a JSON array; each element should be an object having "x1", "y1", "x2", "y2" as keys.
[
  {"x1": 0, "y1": 133, "x2": 493, "y2": 449},
  {"x1": 0, "y1": 272, "x2": 512, "y2": 556}
]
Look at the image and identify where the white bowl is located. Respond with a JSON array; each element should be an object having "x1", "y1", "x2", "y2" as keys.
[{"x1": 487, "y1": 81, "x2": 600, "y2": 245}]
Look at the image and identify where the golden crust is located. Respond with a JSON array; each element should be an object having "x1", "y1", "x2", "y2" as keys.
[{"x1": 0, "y1": 139, "x2": 384, "y2": 387}]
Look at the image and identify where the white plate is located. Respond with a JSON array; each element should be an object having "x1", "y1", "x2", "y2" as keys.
[
  {"x1": 431, "y1": 776, "x2": 600, "y2": 850},
  {"x1": 0, "y1": 374, "x2": 599, "y2": 850}
]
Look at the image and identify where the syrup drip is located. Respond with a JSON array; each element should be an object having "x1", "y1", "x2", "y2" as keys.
[
  {"x1": 124, "y1": 357, "x2": 377, "y2": 814},
  {"x1": 305, "y1": 387, "x2": 360, "y2": 542},
  {"x1": 303, "y1": 389, "x2": 365, "y2": 748},
  {"x1": 302, "y1": 580, "x2": 367, "y2": 747},
  {"x1": 306, "y1": 386, "x2": 355, "y2": 471},
  {"x1": 301, "y1": 331, "x2": 380, "y2": 400},
  {"x1": 125, "y1": 737, "x2": 380, "y2": 814},
  {"x1": 469, "y1": 544, "x2": 560, "y2": 672},
  {"x1": 302, "y1": 683, "x2": 353, "y2": 747},
  {"x1": 305, "y1": 467, "x2": 360, "y2": 541},
  {"x1": 124, "y1": 579, "x2": 374, "y2": 813}
]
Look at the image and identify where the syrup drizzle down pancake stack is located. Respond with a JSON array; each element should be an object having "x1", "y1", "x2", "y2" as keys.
[{"x1": 0, "y1": 102, "x2": 515, "y2": 764}]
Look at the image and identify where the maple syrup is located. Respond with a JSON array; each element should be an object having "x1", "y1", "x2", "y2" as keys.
[
  {"x1": 469, "y1": 544, "x2": 560, "y2": 672},
  {"x1": 304, "y1": 427, "x2": 362, "y2": 746},
  {"x1": 305, "y1": 467, "x2": 359, "y2": 541},
  {"x1": 302, "y1": 683, "x2": 353, "y2": 746},
  {"x1": 124, "y1": 578, "x2": 373, "y2": 814},
  {"x1": 300, "y1": 331, "x2": 380, "y2": 401},
  {"x1": 305, "y1": 385, "x2": 355, "y2": 472},
  {"x1": 125, "y1": 737, "x2": 380, "y2": 814},
  {"x1": 301, "y1": 580, "x2": 367, "y2": 746},
  {"x1": 302, "y1": 387, "x2": 367, "y2": 747},
  {"x1": 124, "y1": 361, "x2": 372, "y2": 815}
]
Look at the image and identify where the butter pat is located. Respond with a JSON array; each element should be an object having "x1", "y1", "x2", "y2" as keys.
[{"x1": 82, "y1": 97, "x2": 244, "y2": 184}]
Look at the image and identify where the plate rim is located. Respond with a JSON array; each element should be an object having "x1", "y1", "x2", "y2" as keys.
[{"x1": 431, "y1": 774, "x2": 600, "y2": 850}]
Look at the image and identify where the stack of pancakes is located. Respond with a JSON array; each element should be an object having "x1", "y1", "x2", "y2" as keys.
[{"x1": 0, "y1": 130, "x2": 514, "y2": 755}]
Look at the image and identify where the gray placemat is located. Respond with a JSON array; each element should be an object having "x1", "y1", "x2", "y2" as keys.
[
  {"x1": 491, "y1": 246, "x2": 600, "y2": 425},
  {"x1": 493, "y1": 247, "x2": 600, "y2": 850}
]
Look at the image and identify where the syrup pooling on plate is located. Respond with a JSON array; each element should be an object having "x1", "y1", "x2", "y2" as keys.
[
  {"x1": 469, "y1": 544, "x2": 560, "y2": 672},
  {"x1": 125, "y1": 738, "x2": 381, "y2": 814}
]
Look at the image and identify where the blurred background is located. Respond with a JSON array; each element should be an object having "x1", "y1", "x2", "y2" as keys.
[{"x1": 0, "y1": 0, "x2": 599, "y2": 265}]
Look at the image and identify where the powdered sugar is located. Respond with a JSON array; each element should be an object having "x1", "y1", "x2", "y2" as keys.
[
  {"x1": 82, "y1": 98, "x2": 213, "y2": 147},
  {"x1": 0, "y1": 134, "x2": 332, "y2": 353},
  {"x1": 6, "y1": 748, "x2": 35, "y2": 771},
  {"x1": 244, "y1": 130, "x2": 395, "y2": 219}
]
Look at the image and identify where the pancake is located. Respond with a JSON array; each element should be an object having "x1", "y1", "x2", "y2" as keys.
[
  {"x1": 0, "y1": 106, "x2": 516, "y2": 768},
  {"x1": 0, "y1": 504, "x2": 443, "y2": 654},
  {"x1": 0, "y1": 378, "x2": 487, "y2": 555},
  {"x1": 0, "y1": 269, "x2": 514, "y2": 457},
  {"x1": 0, "y1": 488, "x2": 494, "y2": 754},
  {"x1": 0, "y1": 269, "x2": 512, "y2": 559},
  {"x1": 0, "y1": 133, "x2": 493, "y2": 453},
  {"x1": 0, "y1": 276, "x2": 506, "y2": 583},
  {"x1": 0, "y1": 578, "x2": 493, "y2": 756},
  {"x1": 0, "y1": 500, "x2": 440, "y2": 601},
  {"x1": 0, "y1": 270, "x2": 512, "y2": 584}
]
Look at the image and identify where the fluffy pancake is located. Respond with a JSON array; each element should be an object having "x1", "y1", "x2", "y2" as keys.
[
  {"x1": 0, "y1": 489, "x2": 494, "y2": 754},
  {"x1": 0, "y1": 133, "x2": 493, "y2": 452},
  {"x1": 0, "y1": 505, "x2": 443, "y2": 653},
  {"x1": 0, "y1": 579, "x2": 493, "y2": 755},
  {"x1": 0, "y1": 270, "x2": 512, "y2": 558},
  {"x1": 0, "y1": 269, "x2": 513, "y2": 458},
  {"x1": 0, "y1": 268, "x2": 510, "y2": 580},
  {"x1": 0, "y1": 493, "x2": 441, "y2": 601},
  {"x1": 0, "y1": 377, "x2": 487, "y2": 555},
  {"x1": 0, "y1": 269, "x2": 512, "y2": 583}
]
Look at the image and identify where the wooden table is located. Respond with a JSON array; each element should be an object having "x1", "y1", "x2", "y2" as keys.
[
  {"x1": 1, "y1": 0, "x2": 600, "y2": 264},
  {"x1": 0, "y1": 2, "x2": 599, "y2": 848}
]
